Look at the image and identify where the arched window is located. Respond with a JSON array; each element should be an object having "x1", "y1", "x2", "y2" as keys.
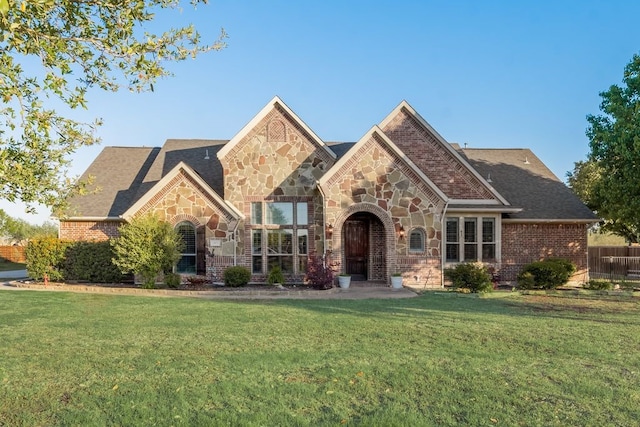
[
  {"x1": 409, "y1": 228, "x2": 425, "y2": 253},
  {"x1": 176, "y1": 221, "x2": 196, "y2": 273}
]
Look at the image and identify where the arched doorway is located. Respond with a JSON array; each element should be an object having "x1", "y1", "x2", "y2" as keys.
[{"x1": 343, "y1": 212, "x2": 386, "y2": 281}]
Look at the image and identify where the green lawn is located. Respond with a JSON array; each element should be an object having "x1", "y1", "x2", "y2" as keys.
[{"x1": 0, "y1": 291, "x2": 639, "y2": 426}]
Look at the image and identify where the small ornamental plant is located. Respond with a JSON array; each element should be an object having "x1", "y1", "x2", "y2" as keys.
[
  {"x1": 223, "y1": 266, "x2": 251, "y2": 287},
  {"x1": 267, "y1": 266, "x2": 285, "y2": 285},
  {"x1": 444, "y1": 262, "x2": 493, "y2": 293},
  {"x1": 305, "y1": 255, "x2": 335, "y2": 290}
]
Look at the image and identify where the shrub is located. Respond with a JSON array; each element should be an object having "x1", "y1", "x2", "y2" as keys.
[
  {"x1": 583, "y1": 279, "x2": 613, "y2": 291},
  {"x1": 185, "y1": 275, "x2": 209, "y2": 287},
  {"x1": 25, "y1": 237, "x2": 70, "y2": 280},
  {"x1": 63, "y1": 241, "x2": 125, "y2": 283},
  {"x1": 443, "y1": 262, "x2": 493, "y2": 293},
  {"x1": 517, "y1": 258, "x2": 576, "y2": 290},
  {"x1": 267, "y1": 266, "x2": 285, "y2": 285},
  {"x1": 111, "y1": 215, "x2": 184, "y2": 289},
  {"x1": 164, "y1": 272, "x2": 181, "y2": 288},
  {"x1": 223, "y1": 266, "x2": 251, "y2": 287},
  {"x1": 305, "y1": 256, "x2": 335, "y2": 290}
]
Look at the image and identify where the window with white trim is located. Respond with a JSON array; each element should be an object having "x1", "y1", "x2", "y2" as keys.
[
  {"x1": 409, "y1": 228, "x2": 425, "y2": 253},
  {"x1": 176, "y1": 221, "x2": 196, "y2": 273},
  {"x1": 445, "y1": 216, "x2": 497, "y2": 263},
  {"x1": 251, "y1": 201, "x2": 309, "y2": 274}
]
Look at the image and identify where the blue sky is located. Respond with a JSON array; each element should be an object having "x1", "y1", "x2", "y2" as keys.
[{"x1": 3, "y1": 0, "x2": 640, "y2": 224}]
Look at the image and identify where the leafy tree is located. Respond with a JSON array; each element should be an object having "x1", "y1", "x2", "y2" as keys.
[
  {"x1": 0, "y1": 208, "x2": 57, "y2": 243},
  {"x1": 570, "y1": 53, "x2": 640, "y2": 243},
  {"x1": 0, "y1": 1, "x2": 226, "y2": 215},
  {"x1": 111, "y1": 214, "x2": 183, "y2": 288}
]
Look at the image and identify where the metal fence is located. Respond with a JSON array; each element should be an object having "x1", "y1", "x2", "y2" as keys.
[{"x1": 588, "y1": 246, "x2": 640, "y2": 281}]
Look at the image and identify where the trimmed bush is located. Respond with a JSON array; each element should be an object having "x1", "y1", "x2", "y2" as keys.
[
  {"x1": 25, "y1": 237, "x2": 70, "y2": 280},
  {"x1": 223, "y1": 266, "x2": 251, "y2": 287},
  {"x1": 164, "y1": 272, "x2": 181, "y2": 288},
  {"x1": 63, "y1": 241, "x2": 125, "y2": 283},
  {"x1": 517, "y1": 258, "x2": 576, "y2": 290},
  {"x1": 443, "y1": 262, "x2": 493, "y2": 293},
  {"x1": 583, "y1": 279, "x2": 613, "y2": 291},
  {"x1": 267, "y1": 266, "x2": 285, "y2": 285}
]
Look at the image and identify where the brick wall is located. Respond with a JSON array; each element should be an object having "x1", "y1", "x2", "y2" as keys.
[
  {"x1": 501, "y1": 222, "x2": 589, "y2": 282},
  {"x1": 382, "y1": 107, "x2": 496, "y2": 200},
  {"x1": 59, "y1": 221, "x2": 122, "y2": 241}
]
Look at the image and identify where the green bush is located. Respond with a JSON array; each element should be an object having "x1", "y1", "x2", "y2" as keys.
[
  {"x1": 584, "y1": 279, "x2": 613, "y2": 291},
  {"x1": 25, "y1": 237, "x2": 70, "y2": 280},
  {"x1": 111, "y1": 215, "x2": 184, "y2": 289},
  {"x1": 223, "y1": 266, "x2": 251, "y2": 287},
  {"x1": 267, "y1": 266, "x2": 285, "y2": 285},
  {"x1": 444, "y1": 262, "x2": 493, "y2": 293},
  {"x1": 63, "y1": 241, "x2": 125, "y2": 283},
  {"x1": 164, "y1": 272, "x2": 181, "y2": 288},
  {"x1": 517, "y1": 258, "x2": 576, "y2": 290}
]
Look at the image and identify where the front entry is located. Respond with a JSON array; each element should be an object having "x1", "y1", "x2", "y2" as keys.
[{"x1": 344, "y1": 218, "x2": 369, "y2": 281}]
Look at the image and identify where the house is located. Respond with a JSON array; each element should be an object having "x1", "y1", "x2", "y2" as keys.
[{"x1": 59, "y1": 97, "x2": 597, "y2": 287}]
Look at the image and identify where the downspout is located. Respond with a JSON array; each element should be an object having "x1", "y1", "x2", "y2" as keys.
[
  {"x1": 233, "y1": 220, "x2": 240, "y2": 266},
  {"x1": 316, "y1": 181, "x2": 327, "y2": 260},
  {"x1": 440, "y1": 200, "x2": 450, "y2": 288}
]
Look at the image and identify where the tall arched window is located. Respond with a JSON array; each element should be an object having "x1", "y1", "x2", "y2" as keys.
[{"x1": 176, "y1": 221, "x2": 196, "y2": 274}]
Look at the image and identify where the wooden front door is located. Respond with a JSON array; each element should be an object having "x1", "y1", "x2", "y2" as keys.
[{"x1": 345, "y1": 219, "x2": 369, "y2": 280}]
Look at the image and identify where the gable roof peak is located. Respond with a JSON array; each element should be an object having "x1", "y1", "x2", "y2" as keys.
[{"x1": 217, "y1": 96, "x2": 336, "y2": 160}]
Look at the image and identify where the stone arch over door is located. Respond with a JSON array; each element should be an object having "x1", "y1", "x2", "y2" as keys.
[{"x1": 332, "y1": 203, "x2": 396, "y2": 282}]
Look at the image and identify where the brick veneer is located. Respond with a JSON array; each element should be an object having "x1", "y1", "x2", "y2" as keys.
[
  {"x1": 501, "y1": 222, "x2": 589, "y2": 282},
  {"x1": 382, "y1": 107, "x2": 496, "y2": 200},
  {"x1": 59, "y1": 220, "x2": 122, "y2": 241}
]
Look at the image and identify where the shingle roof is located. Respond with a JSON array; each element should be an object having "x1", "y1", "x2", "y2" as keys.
[
  {"x1": 65, "y1": 140, "x2": 228, "y2": 218},
  {"x1": 66, "y1": 146, "x2": 160, "y2": 218},
  {"x1": 460, "y1": 148, "x2": 598, "y2": 221},
  {"x1": 65, "y1": 139, "x2": 596, "y2": 223}
]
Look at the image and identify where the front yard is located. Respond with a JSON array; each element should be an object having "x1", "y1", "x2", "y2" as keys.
[{"x1": 0, "y1": 291, "x2": 638, "y2": 426}]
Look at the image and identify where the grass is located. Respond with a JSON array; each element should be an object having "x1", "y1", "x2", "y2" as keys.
[
  {"x1": 0, "y1": 291, "x2": 639, "y2": 426},
  {"x1": 0, "y1": 259, "x2": 25, "y2": 272}
]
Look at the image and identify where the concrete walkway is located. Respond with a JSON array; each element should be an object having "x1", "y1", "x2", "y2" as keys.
[
  {"x1": 0, "y1": 279, "x2": 418, "y2": 300},
  {"x1": 0, "y1": 269, "x2": 27, "y2": 279}
]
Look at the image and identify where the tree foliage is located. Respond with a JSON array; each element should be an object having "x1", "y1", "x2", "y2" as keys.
[
  {"x1": 111, "y1": 214, "x2": 183, "y2": 288},
  {"x1": 0, "y1": 208, "x2": 57, "y2": 244},
  {"x1": 569, "y1": 53, "x2": 640, "y2": 243},
  {"x1": 0, "y1": 0, "x2": 226, "y2": 215}
]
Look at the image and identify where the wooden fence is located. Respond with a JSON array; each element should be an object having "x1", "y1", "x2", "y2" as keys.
[
  {"x1": 0, "y1": 245, "x2": 26, "y2": 263},
  {"x1": 588, "y1": 246, "x2": 640, "y2": 281}
]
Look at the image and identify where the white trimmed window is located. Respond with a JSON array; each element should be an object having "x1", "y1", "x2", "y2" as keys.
[
  {"x1": 445, "y1": 216, "x2": 497, "y2": 263},
  {"x1": 250, "y1": 201, "x2": 309, "y2": 274}
]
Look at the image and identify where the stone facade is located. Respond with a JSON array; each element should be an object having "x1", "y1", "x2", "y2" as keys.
[{"x1": 59, "y1": 97, "x2": 594, "y2": 288}]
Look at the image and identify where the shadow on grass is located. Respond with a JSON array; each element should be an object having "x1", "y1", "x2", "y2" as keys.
[{"x1": 257, "y1": 291, "x2": 640, "y2": 326}]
